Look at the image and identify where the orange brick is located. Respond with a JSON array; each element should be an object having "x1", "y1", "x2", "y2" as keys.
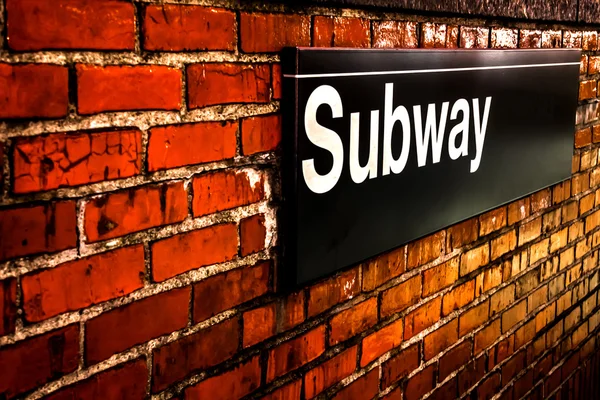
[
  {"x1": 447, "y1": 218, "x2": 478, "y2": 250},
  {"x1": 442, "y1": 280, "x2": 475, "y2": 316},
  {"x1": 361, "y1": 319, "x2": 403, "y2": 366},
  {"x1": 575, "y1": 127, "x2": 592, "y2": 148},
  {"x1": 424, "y1": 319, "x2": 458, "y2": 360},
  {"x1": 313, "y1": 16, "x2": 370, "y2": 48},
  {"x1": 460, "y1": 244, "x2": 490, "y2": 276},
  {"x1": 305, "y1": 346, "x2": 357, "y2": 399},
  {"x1": 308, "y1": 269, "x2": 360, "y2": 317},
  {"x1": 531, "y1": 188, "x2": 551, "y2": 212},
  {"x1": 502, "y1": 300, "x2": 527, "y2": 333},
  {"x1": 579, "y1": 80, "x2": 597, "y2": 100},
  {"x1": 479, "y1": 208, "x2": 507, "y2": 236},
  {"x1": 332, "y1": 369, "x2": 379, "y2": 400},
  {"x1": 243, "y1": 303, "x2": 276, "y2": 348},
  {"x1": 405, "y1": 364, "x2": 435, "y2": 400},
  {"x1": 407, "y1": 231, "x2": 444, "y2": 269},
  {"x1": 530, "y1": 238, "x2": 549, "y2": 264},
  {"x1": 518, "y1": 217, "x2": 542, "y2": 246},
  {"x1": 423, "y1": 257, "x2": 459, "y2": 297},
  {"x1": 508, "y1": 198, "x2": 530, "y2": 225},
  {"x1": 329, "y1": 298, "x2": 377, "y2": 345},
  {"x1": 381, "y1": 344, "x2": 420, "y2": 388},
  {"x1": 362, "y1": 246, "x2": 405, "y2": 291},
  {"x1": 240, "y1": 214, "x2": 267, "y2": 256},
  {"x1": 514, "y1": 320, "x2": 535, "y2": 350},
  {"x1": 459, "y1": 300, "x2": 489, "y2": 336},
  {"x1": 491, "y1": 230, "x2": 516, "y2": 260},
  {"x1": 404, "y1": 297, "x2": 441, "y2": 340},
  {"x1": 381, "y1": 275, "x2": 422, "y2": 317},
  {"x1": 490, "y1": 285, "x2": 515, "y2": 317},
  {"x1": 241, "y1": 114, "x2": 281, "y2": 155},
  {"x1": 240, "y1": 13, "x2": 310, "y2": 52},
  {"x1": 439, "y1": 340, "x2": 472, "y2": 381},
  {"x1": 372, "y1": 21, "x2": 418, "y2": 48},
  {"x1": 475, "y1": 319, "x2": 501, "y2": 353},
  {"x1": 267, "y1": 326, "x2": 325, "y2": 382}
]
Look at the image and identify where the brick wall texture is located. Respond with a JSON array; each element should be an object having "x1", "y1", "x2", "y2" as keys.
[{"x1": 1, "y1": 1, "x2": 600, "y2": 399}]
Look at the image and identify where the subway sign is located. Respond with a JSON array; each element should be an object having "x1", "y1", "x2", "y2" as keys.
[{"x1": 280, "y1": 48, "x2": 580, "y2": 287}]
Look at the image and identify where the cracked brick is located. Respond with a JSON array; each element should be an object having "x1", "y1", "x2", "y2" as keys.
[{"x1": 13, "y1": 129, "x2": 142, "y2": 193}]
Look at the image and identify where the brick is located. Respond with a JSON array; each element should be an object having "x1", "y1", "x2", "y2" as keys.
[
  {"x1": 241, "y1": 214, "x2": 267, "y2": 256},
  {"x1": 480, "y1": 208, "x2": 507, "y2": 236},
  {"x1": 491, "y1": 28, "x2": 518, "y2": 48},
  {"x1": 460, "y1": 27, "x2": 489, "y2": 48},
  {"x1": 280, "y1": 290, "x2": 305, "y2": 331},
  {"x1": 590, "y1": 56, "x2": 600, "y2": 74},
  {"x1": 330, "y1": 297, "x2": 377, "y2": 345},
  {"x1": 241, "y1": 114, "x2": 281, "y2": 155},
  {"x1": 405, "y1": 297, "x2": 441, "y2": 339},
  {"x1": 144, "y1": 5, "x2": 235, "y2": 51},
  {"x1": 308, "y1": 268, "x2": 360, "y2": 317},
  {"x1": 405, "y1": 364, "x2": 435, "y2": 400},
  {"x1": 580, "y1": 80, "x2": 597, "y2": 101},
  {"x1": 423, "y1": 257, "x2": 459, "y2": 296},
  {"x1": 7, "y1": 0, "x2": 134, "y2": 50},
  {"x1": 551, "y1": 228, "x2": 568, "y2": 253},
  {"x1": 148, "y1": 121, "x2": 237, "y2": 171},
  {"x1": 152, "y1": 318, "x2": 239, "y2": 392},
  {"x1": 565, "y1": 306, "x2": 581, "y2": 332},
  {"x1": 515, "y1": 320, "x2": 536, "y2": 350},
  {"x1": 580, "y1": 149, "x2": 597, "y2": 171},
  {"x1": 573, "y1": 153, "x2": 581, "y2": 173},
  {"x1": 560, "y1": 246, "x2": 575, "y2": 269},
  {"x1": 563, "y1": 30, "x2": 583, "y2": 48},
  {"x1": 0, "y1": 325, "x2": 79, "y2": 399},
  {"x1": 542, "y1": 209, "x2": 561, "y2": 233},
  {"x1": 188, "y1": 63, "x2": 270, "y2": 109},
  {"x1": 262, "y1": 380, "x2": 302, "y2": 400},
  {"x1": 424, "y1": 319, "x2": 458, "y2": 360},
  {"x1": 501, "y1": 350, "x2": 525, "y2": 384},
  {"x1": 460, "y1": 244, "x2": 490, "y2": 276},
  {"x1": 0, "y1": 64, "x2": 68, "y2": 119},
  {"x1": 361, "y1": 319, "x2": 403, "y2": 366},
  {"x1": 272, "y1": 64, "x2": 282, "y2": 100},
  {"x1": 267, "y1": 325, "x2": 325, "y2": 382},
  {"x1": 243, "y1": 303, "x2": 276, "y2": 348},
  {"x1": 478, "y1": 373, "x2": 501, "y2": 400},
  {"x1": 421, "y1": 23, "x2": 459, "y2": 48},
  {"x1": 442, "y1": 280, "x2": 475, "y2": 316},
  {"x1": 0, "y1": 201, "x2": 77, "y2": 261},
  {"x1": 490, "y1": 285, "x2": 515, "y2": 316},
  {"x1": 458, "y1": 356, "x2": 486, "y2": 395},
  {"x1": 373, "y1": 21, "x2": 419, "y2": 48},
  {"x1": 381, "y1": 275, "x2": 422, "y2": 317},
  {"x1": 553, "y1": 180, "x2": 571, "y2": 204},
  {"x1": 508, "y1": 199, "x2": 530, "y2": 225},
  {"x1": 580, "y1": 193, "x2": 595, "y2": 215},
  {"x1": 0, "y1": 279, "x2": 17, "y2": 336},
  {"x1": 459, "y1": 300, "x2": 489, "y2": 336},
  {"x1": 572, "y1": 171, "x2": 590, "y2": 195},
  {"x1": 586, "y1": 209, "x2": 600, "y2": 233},
  {"x1": 439, "y1": 340, "x2": 472, "y2": 381},
  {"x1": 502, "y1": 300, "x2": 527, "y2": 333},
  {"x1": 313, "y1": 16, "x2": 370, "y2": 48},
  {"x1": 22, "y1": 245, "x2": 144, "y2": 322},
  {"x1": 152, "y1": 223, "x2": 238, "y2": 282},
  {"x1": 47, "y1": 359, "x2": 147, "y2": 400},
  {"x1": 193, "y1": 262, "x2": 270, "y2": 322},
  {"x1": 240, "y1": 13, "x2": 310, "y2": 52},
  {"x1": 572, "y1": 321, "x2": 587, "y2": 347},
  {"x1": 475, "y1": 263, "x2": 505, "y2": 296},
  {"x1": 491, "y1": 230, "x2": 517, "y2": 260},
  {"x1": 516, "y1": 269, "x2": 540, "y2": 297},
  {"x1": 447, "y1": 218, "x2": 478, "y2": 250},
  {"x1": 305, "y1": 346, "x2": 357, "y2": 399},
  {"x1": 362, "y1": 246, "x2": 405, "y2": 291},
  {"x1": 185, "y1": 356, "x2": 261, "y2": 400},
  {"x1": 408, "y1": 231, "x2": 444, "y2": 269},
  {"x1": 494, "y1": 335, "x2": 515, "y2": 366},
  {"x1": 519, "y1": 30, "x2": 542, "y2": 49},
  {"x1": 595, "y1": 126, "x2": 600, "y2": 143},
  {"x1": 575, "y1": 127, "x2": 593, "y2": 148},
  {"x1": 528, "y1": 286, "x2": 547, "y2": 312},
  {"x1": 13, "y1": 130, "x2": 142, "y2": 193},
  {"x1": 332, "y1": 369, "x2": 379, "y2": 400},
  {"x1": 382, "y1": 344, "x2": 420, "y2": 388},
  {"x1": 518, "y1": 217, "x2": 542, "y2": 246},
  {"x1": 86, "y1": 288, "x2": 190, "y2": 364},
  {"x1": 475, "y1": 319, "x2": 501, "y2": 353},
  {"x1": 84, "y1": 182, "x2": 188, "y2": 242},
  {"x1": 77, "y1": 65, "x2": 181, "y2": 114},
  {"x1": 583, "y1": 31, "x2": 598, "y2": 50},
  {"x1": 192, "y1": 169, "x2": 265, "y2": 217}
]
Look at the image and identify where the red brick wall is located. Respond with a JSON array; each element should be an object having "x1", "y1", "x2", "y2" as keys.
[{"x1": 1, "y1": 1, "x2": 599, "y2": 399}]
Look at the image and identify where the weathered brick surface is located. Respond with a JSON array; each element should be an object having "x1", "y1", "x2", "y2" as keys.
[
  {"x1": 148, "y1": 121, "x2": 237, "y2": 171},
  {"x1": 1, "y1": 5, "x2": 600, "y2": 400},
  {"x1": 6, "y1": 0, "x2": 135, "y2": 51},
  {"x1": 0, "y1": 64, "x2": 68, "y2": 119},
  {"x1": 187, "y1": 64, "x2": 270, "y2": 109},
  {"x1": 143, "y1": 5, "x2": 236, "y2": 51},
  {"x1": 77, "y1": 65, "x2": 182, "y2": 114},
  {"x1": 22, "y1": 246, "x2": 145, "y2": 322},
  {"x1": 0, "y1": 201, "x2": 77, "y2": 260},
  {"x1": 13, "y1": 130, "x2": 142, "y2": 193},
  {"x1": 84, "y1": 182, "x2": 188, "y2": 242}
]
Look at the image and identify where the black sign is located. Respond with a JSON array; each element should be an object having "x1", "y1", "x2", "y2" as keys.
[{"x1": 280, "y1": 48, "x2": 580, "y2": 288}]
